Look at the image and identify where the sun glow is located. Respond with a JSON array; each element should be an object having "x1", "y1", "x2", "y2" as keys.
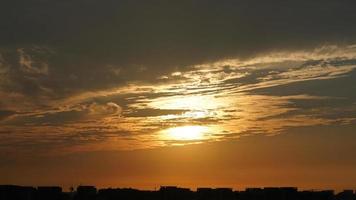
[{"x1": 163, "y1": 126, "x2": 209, "y2": 141}]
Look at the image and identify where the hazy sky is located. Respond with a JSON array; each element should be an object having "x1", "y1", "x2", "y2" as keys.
[{"x1": 1, "y1": 0, "x2": 356, "y2": 191}]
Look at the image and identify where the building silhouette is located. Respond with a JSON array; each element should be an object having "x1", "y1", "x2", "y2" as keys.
[{"x1": 0, "y1": 185, "x2": 355, "y2": 200}]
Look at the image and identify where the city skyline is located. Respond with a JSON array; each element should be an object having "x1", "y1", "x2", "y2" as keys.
[{"x1": 1, "y1": 185, "x2": 354, "y2": 200}]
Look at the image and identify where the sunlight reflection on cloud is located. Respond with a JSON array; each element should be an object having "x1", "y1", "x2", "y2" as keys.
[{"x1": 1, "y1": 45, "x2": 356, "y2": 154}]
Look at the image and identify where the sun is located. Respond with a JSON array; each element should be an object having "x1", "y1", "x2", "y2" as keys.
[{"x1": 163, "y1": 125, "x2": 208, "y2": 141}]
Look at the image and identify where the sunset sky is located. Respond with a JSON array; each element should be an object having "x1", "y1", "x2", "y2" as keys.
[{"x1": 1, "y1": 0, "x2": 356, "y2": 191}]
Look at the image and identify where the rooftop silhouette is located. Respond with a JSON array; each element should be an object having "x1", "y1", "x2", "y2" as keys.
[{"x1": 0, "y1": 185, "x2": 355, "y2": 200}]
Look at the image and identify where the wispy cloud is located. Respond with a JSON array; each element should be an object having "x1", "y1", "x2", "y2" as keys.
[
  {"x1": 17, "y1": 48, "x2": 49, "y2": 75},
  {"x1": 1, "y1": 45, "x2": 356, "y2": 155}
]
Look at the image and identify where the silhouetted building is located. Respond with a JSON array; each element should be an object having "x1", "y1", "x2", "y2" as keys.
[
  {"x1": 75, "y1": 186, "x2": 97, "y2": 200},
  {"x1": 0, "y1": 185, "x2": 36, "y2": 200},
  {"x1": 262, "y1": 187, "x2": 298, "y2": 200},
  {"x1": 197, "y1": 188, "x2": 234, "y2": 200},
  {"x1": 37, "y1": 186, "x2": 62, "y2": 200},
  {"x1": 298, "y1": 190, "x2": 334, "y2": 200},
  {"x1": 240, "y1": 188, "x2": 264, "y2": 200},
  {"x1": 160, "y1": 186, "x2": 193, "y2": 200},
  {"x1": 197, "y1": 188, "x2": 214, "y2": 200},
  {"x1": 0, "y1": 185, "x2": 355, "y2": 200},
  {"x1": 336, "y1": 190, "x2": 354, "y2": 200},
  {"x1": 97, "y1": 188, "x2": 159, "y2": 200}
]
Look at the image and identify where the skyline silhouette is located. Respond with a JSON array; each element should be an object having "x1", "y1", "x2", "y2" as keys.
[{"x1": 1, "y1": 185, "x2": 355, "y2": 200}]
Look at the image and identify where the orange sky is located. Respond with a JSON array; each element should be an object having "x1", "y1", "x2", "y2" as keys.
[{"x1": 1, "y1": 124, "x2": 356, "y2": 191}]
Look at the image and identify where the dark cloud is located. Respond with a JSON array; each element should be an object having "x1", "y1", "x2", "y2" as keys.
[
  {"x1": 1, "y1": 0, "x2": 356, "y2": 96},
  {"x1": 0, "y1": 110, "x2": 16, "y2": 121},
  {"x1": 252, "y1": 68, "x2": 356, "y2": 99},
  {"x1": 5, "y1": 102, "x2": 122, "y2": 126},
  {"x1": 7, "y1": 110, "x2": 85, "y2": 126}
]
